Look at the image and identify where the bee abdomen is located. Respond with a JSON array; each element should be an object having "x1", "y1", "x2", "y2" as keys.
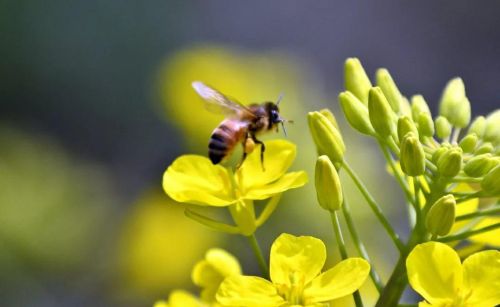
[{"x1": 208, "y1": 131, "x2": 232, "y2": 165}]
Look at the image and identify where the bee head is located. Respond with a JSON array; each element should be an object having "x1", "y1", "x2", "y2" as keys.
[{"x1": 266, "y1": 94, "x2": 293, "y2": 136}]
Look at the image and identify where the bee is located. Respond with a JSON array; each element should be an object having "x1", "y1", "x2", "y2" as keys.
[{"x1": 192, "y1": 81, "x2": 291, "y2": 170}]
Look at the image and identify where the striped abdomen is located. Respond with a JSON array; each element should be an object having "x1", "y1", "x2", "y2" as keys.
[{"x1": 209, "y1": 119, "x2": 247, "y2": 164}]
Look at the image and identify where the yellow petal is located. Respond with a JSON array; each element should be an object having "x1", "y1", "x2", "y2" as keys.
[
  {"x1": 243, "y1": 171, "x2": 308, "y2": 200},
  {"x1": 237, "y1": 140, "x2": 297, "y2": 192},
  {"x1": 406, "y1": 242, "x2": 462, "y2": 304},
  {"x1": 468, "y1": 217, "x2": 500, "y2": 247},
  {"x1": 462, "y1": 250, "x2": 500, "y2": 307},
  {"x1": 163, "y1": 155, "x2": 235, "y2": 206},
  {"x1": 192, "y1": 247, "x2": 243, "y2": 302},
  {"x1": 216, "y1": 275, "x2": 286, "y2": 307},
  {"x1": 270, "y1": 233, "x2": 326, "y2": 287},
  {"x1": 303, "y1": 258, "x2": 370, "y2": 303},
  {"x1": 164, "y1": 290, "x2": 201, "y2": 307}
]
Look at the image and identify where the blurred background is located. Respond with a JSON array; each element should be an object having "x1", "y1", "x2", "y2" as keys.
[{"x1": 1, "y1": 1, "x2": 499, "y2": 306}]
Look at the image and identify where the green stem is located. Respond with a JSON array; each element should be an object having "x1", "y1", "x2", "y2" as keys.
[
  {"x1": 342, "y1": 161, "x2": 405, "y2": 253},
  {"x1": 455, "y1": 206, "x2": 500, "y2": 221},
  {"x1": 330, "y1": 211, "x2": 363, "y2": 307},
  {"x1": 376, "y1": 178, "x2": 446, "y2": 306},
  {"x1": 379, "y1": 142, "x2": 414, "y2": 204},
  {"x1": 246, "y1": 233, "x2": 269, "y2": 278},
  {"x1": 438, "y1": 222, "x2": 500, "y2": 242},
  {"x1": 342, "y1": 198, "x2": 384, "y2": 293}
]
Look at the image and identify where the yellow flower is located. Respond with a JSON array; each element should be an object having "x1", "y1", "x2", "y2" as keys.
[
  {"x1": 163, "y1": 140, "x2": 307, "y2": 235},
  {"x1": 192, "y1": 248, "x2": 242, "y2": 303},
  {"x1": 154, "y1": 290, "x2": 204, "y2": 307},
  {"x1": 406, "y1": 241, "x2": 500, "y2": 307},
  {"x1": 163, "y1": 140, "x2": 307, "y2": 206},
  {"x1": 216, "y1": 233, "x2": 370, "y2": 307}
]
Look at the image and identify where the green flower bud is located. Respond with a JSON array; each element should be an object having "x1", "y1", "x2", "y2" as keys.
[
  {"x1": 344, "y1": 58, "x2": 372, "y2": 104},
  {"x1": 432, "y1": 146, "x2": 449, "y2": 165},
  {"x1": 397, "y1": 116, "x2": 419, "y2": 142},
  {"x1": 315, "y1": 155, "x2": 343, "y2": 212},
  {"x1": 375, "y1": 68, "x2": 402, "y2": 113},
  {"x1": 400, "y1": 96, "x2": 412, "y2": 116},
  {"x1": 481, "y1": 164, "x2": 500, "y2": 196},
  {"x1": 437, "y1": 147, "x2": 463, "y2": 177},
  {"x1": 338, "y1": 91, "x2": 375, "y2": 135},
  {"x1": 464, "y1": 154, "x2": 498, "y2": 177},
  {"x1": 426, "y1": 194, "x2": 456, "y2": 236},
  {"x1": 411, "y1": 95, "x2": 431, "y2": 121},
  {"x1": 475, "y1": 142, "x2": 494, "y2": 155},
  {"x1": 400, "y1": 132, "x2": 426, "y2": 176},
  {"x1": 483, "y1": 110, "x2": 500, "y2": 145},
  {"x1": 308, "y1": 111, "x2": 346, "y2": 163},
  {"x1": 439, "y1": 78, "x2": 471, "y2": 128},
  {"x1": 417, "y1": 113, "x2": 435, "y2": 137},
  {"x1": 468, "y1": 116, "x2": 486, "y2": 138},
  {"x1": 368, "y1": 87, "x2": 396, "y2": 138},
  {"x1": 435, "y1": 116, "x2": 452, "y2": 139},
  {"x1": 319, "y1": 108, "x2": 340, "y2": 131},
  {"x1": 458, "y1": 133, "x2": 478, "y2": 153}
]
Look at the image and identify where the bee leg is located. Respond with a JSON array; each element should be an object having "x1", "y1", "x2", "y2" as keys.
[
  {"x1": 236, "y1": 134, "x2": 252, "y2": 169},
  {"x1": 236, "y1": 150, "x2": 247, "y2": 169},
  {"x1": 252, "y1": 136, "x2": 266, "y2": 171}
]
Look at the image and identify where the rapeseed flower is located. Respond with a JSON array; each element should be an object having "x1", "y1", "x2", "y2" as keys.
[
  {"x1": 154, "y1": 290, "x2": 204, "y2": 307},
  {"x1": 163, "y1": 140, "x2": 307, "y2": 206},
  {"x1": 216, "y1": 233, "x2": 370, "y2": 307},
  {"x1": 406, "y1": 241, "x2": 500, "y2": 307},
  {"x1": 192, "y1": 248, "x2": 242, "y2": 303}
]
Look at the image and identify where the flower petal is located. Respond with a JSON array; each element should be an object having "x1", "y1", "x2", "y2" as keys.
[
  {"x1": 243, "y1": 171, "x2": 308, "y2": 200},
  {"x1": 406, "y1": 242, "x2": 462, "y2": 304},
  {"x1": 192, "y1": 248, "x2": 241, "y2": 302},
  {"x1": 237, "y1": 140, "x2": 297, "y2": 191},
  {"x1": 216, "y1": 275, "x2": 286, "y2": 307},
  {"x1": 468, "y1": 217, "x2": 500, "y2": 247},
  {"x1": 159, "y1": 290, "x2": 201, "y2": 307},
  {"x1": 163, "y1": 155, "x2": 235, "y2": 206},
  {"x1": 270, "y1": 233, "x2": 326, "y2": 287},
  {"x1": 303, "y1": 258, "x2": 370, "y2": 303},
  {"x1": 462, "y1": 250, "x2": 500, "y2": 307}
]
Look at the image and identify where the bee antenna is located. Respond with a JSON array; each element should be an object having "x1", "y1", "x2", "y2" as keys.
[
  {"x1": 276, "y1": 93, "x2": 284, "y2": 106},
  {"x1": 281, "y1": 121, "x2": 288, "y2": 137}
]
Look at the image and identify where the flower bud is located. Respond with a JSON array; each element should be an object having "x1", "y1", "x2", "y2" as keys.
[
  {"x1": 481, "y1": 164, "x2": 500, "y2": 196},
  {"x1": 426, "y1": 194, "x2": 456, "y2": 236},
  {"x1": 437, "y1": 147, "x2": 463, "y2": 177},
  {"x1": 315, "y1": 155, "x2": 343, "y2": 212},
  {"x1": 417, "y1": 113, "x2": 435, "y2": 137},
  {"x1": 432, "y1": 146, "x2": 448, "y2": 165},
  {"x1": 411, "y1": 95, "x2": 431, "y2": 121},
  {"x1": 308, "y1": 111, "x2": 345, "y2": 163},
  {"x1": 439, "y1": 78, "x2": 471, "y2": 128},
  {"x1": 400, "y1": 132, "x2": 426, "y2": 176},
  {"x1": 468, "y1": 116, "x2": 486, "y2": 138},
  {"x1": 398, "y1": 116, "x2": 419, "y2": 142},
  {"x1": 368, "y1": 87, "x2": 396, "y2": 138},
  {"x1": 338, "y1": 91, "x2": 376, "y2": 135},
  {"x1": 400, "y1": 96, "x2": 412, "y2": 116},
  {"x1": 483, "y1": 110, "x2": 500, "y2": 145},
  {"x1": 319, "y1": 108, "x2": 340, "y2": 130},
  {"x1": 475, "y1": 142, "x2": 494, "y2": 155},
  {"x1": 376, "y1": 68, "x2": 402, "y2": 113},
  {"x1": 464, "y1": 154, "x2": 498, "y2": 177},
  {"x1": 344, "y1": 58, "x2": 372, "y2": 104},
  {"x1": 435, "y1": 116, "x2": 452, "y2": 139},
  {"x1": 458, "y1": 133, "x2": 478, "y2": 153}
]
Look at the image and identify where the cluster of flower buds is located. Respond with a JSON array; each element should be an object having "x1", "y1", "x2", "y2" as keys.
[{"x1": 339, "y1": 57, "x2": 500, "y2": 238}]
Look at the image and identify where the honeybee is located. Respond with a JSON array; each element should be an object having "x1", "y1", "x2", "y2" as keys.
[{"x1": 192, "y1": 81, "x2": 291, "y2": 170}]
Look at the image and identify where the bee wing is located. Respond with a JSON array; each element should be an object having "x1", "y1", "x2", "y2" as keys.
[{"x1": 192, "y1": 81, "x2": 256, "y2": 118}]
